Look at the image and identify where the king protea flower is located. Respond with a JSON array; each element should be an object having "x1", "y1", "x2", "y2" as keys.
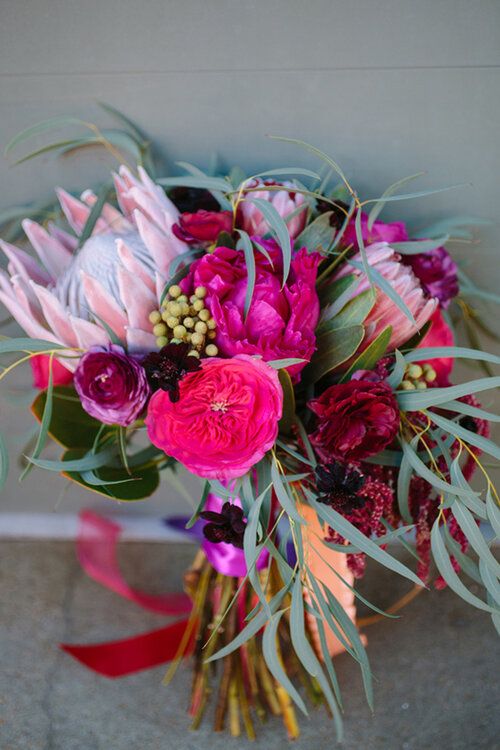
[
  {"x1": 335, "y1": 242, "x2": 438, "y2": 351},
  {"x1": 0, "y1": 166, "x2": 187, "y2": 369}
]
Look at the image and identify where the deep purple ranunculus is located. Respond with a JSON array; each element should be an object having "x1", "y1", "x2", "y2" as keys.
[
  {"x1": 342, "y1": 211, "x2": 408, "y2": 248},
  {"x1": 74, "y1": 345, "x2": 150, "y2": 426},
  {"x1": 403, "y1": 246, "x2": 459, "y2": 308}
]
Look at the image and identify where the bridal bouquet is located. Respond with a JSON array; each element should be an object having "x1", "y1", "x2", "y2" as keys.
[{"x1": 1, "y1": 112, "x2": 499, "y2": 740}]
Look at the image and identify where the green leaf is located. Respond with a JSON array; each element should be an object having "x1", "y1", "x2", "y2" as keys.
[
  {"x1": 486, "y1": 488, "x2": 500, "y2": 538},
  {"x1": 268, "y1": 136, "x2": 351, "y2": 193},
  {"x1": 271, "y1": 459, "x2": 304, "y2": 523},
  {"x1": 323, "y1": 288, "x2": 375, "y2": 330},
  {"x1": 22, "y1": 354, "x2": 54, "y2": 481},
  {"x1": 246, "y1": 197, "x2": 291, "y2": 285},
  {"x1": 267, "y1": 357, "x2": 306, "y2": 369},
  {"x1": 391, "y1": 237, "x2": 449, "y2": 255},
  {"x1": 426, "y1": 410, "x2": 500, "y2": 462},
  {"x1": 451, "y1": 501, "x2": 500, "y2": 578},
  {"x1": 0, "y1": 338, "x2": 66, "y2": 355},
  {"x1": 262, "y1": 610, "x2": 308, "y2": 716},
  {"x1": 207, "y1": 587, "x2": 287, "y2": 662},
  {"x1": 431, "y1": 520, "x2": 496, "y2": 613},
  {"x1": 61, "y1": 447, "x2": 159, "y2": 500},
  {"x1": 404, "y1": 346, "x2": 500, "y2": 367},
  {"x1": 235, "y1": 230, "x2": 256, "y2": 319},
  {"x1": 295, "y1": 212, "x2": 335, "y2": 254},
  {"x1": 479, "y1": 559, "x2": 500, "y2": 606},
  {"x1": 309, "y1": 494, "x2": 423, "y2": 586},
  {"x1": 0, "y1": 431, "x2": 9, "y2": 491},
  {"x1": 399, "y1": 438, "x2": 481, "y2": 500},
  {"x1": 319, "y1": 273, "x2": 357, "y2": 306},
  {"x1": 278, "y1": 369, "x2": 295, "y2": 435},
  {"x1": 175, "y1": 161, "x2": 232, "y2": 210},
  {"x1": 290, "y1": 576, "x2": 343, "y2": 737},
  {"x1": 396, "y1": 437, "x2": 415, "y2": 524},
  {"x1": 243, "y1": 488, "x2": 270, "y2": 617},
  {"x1": 31, "y1": 386, "x2": 103, "y2": 449},
  {"x1": 157, "y1": 175, "x2": 230, "y2": 192},
  {"x1": 340, "y1": 325, "x2": 392, "y2": 382},
  {"x1": 97, "y1": 102, "x2": 146, "y2": 141},
  {"x1": 250, "y1": 167, "x2": 321, "y2": 181},
  {"x1": 397, "y1": 377, "x2": 500, "y2": 411},
  {"x1": 440, "y1": 399, "x2": 500, "y2": 423},
  {"x1": 367, "y1": 172, "x2": 425, "y2": 228},
  {"x1": 387, "y1": 350, "x2": 406, "y2": 390},
  {"x1": 77, "y1": 182, "x2": 111, "y2": 249},
  {"x1": 363, "y1": 183, "x2": 467, "y2": 207},
  {"x1": 348, "y1": 258, "x2": 415, "y2": 326},
  {"x1": 5, "y1": 116, "x2": 87, "y2": 155},
  {"x1": 307, "y1": 324, "x2": 364, "y2": 383},
  {"x1": 117, "y1": 426, "x2": 131, "y2": 475},
  {"x1": 185, "y1": 481, "x2": 210, "y2": 529}
]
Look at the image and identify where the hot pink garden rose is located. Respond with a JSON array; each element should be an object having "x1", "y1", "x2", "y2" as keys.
[
  {"x1": 182, "y1": 241, "x2": 321, "y2": 382},
  {"x1": 146, "y1": 355, "x2": 283, "y2": 480}
]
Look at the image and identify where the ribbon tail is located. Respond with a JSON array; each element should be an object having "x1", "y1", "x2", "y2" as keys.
[
  {"x1": 61, "y1": 619, "x2": 195, "y2": 678},
  {"x1": 77, "y1": 510, "x2": 191, "y2": 616}
]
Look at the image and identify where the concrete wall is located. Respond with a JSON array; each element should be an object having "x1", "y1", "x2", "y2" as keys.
[{"x1": 1, "y1": 1, "x2": 499, "y2": 532}]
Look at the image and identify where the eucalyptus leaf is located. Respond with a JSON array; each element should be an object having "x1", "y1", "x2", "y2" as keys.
[
  {"x1": 246, "y1": 197, "x2": 291, "y2": 285},
  {"x1": 486, "y1": 488, "x2": 500, "y2": 538},
  {"x1": 236, "y1": 230, "x2": 256, "y2": 319},
  {"x1": 397, "y1": 377, "x2": 500, "y2": 410},
  {"x1": 271, "y1": 459, "x2": 304, "y2": 523},
  {"x1": 157, "y1": 175, "x2": 231, "y2": 193},
  {"x1": 310, "y1": 495, "x2": 423, "y2": 586},
  {"x1": 391, "y1": 236, "x2": 449, "y2": 254},
  {"x1": 262, "y1": 610, "x2": 309, "y2": 716},
  {"x1": 307, "y1": 325, "x2": 364, "y2": 383},
  {"x1": 323, "y1": 288, "x2": 375, "y2": 330},
  {"x1": 0, "y1": 338, "x2": 66, "y2": 355},
  {"x1": 431, "y1": 520, "x2": 496, "y2": 613},
  {"x1": 295, "y1": 212, "x2": 335, "y2": 254},
  {"x1": 340, "y1": 325, "x2": 392, "y2": 382},
  {"x1": 367, "y1": 172, "x2": 425, "y2": 228},
  {"x1": 451, "y1": 501, "x2": 500, "y2": 578}
]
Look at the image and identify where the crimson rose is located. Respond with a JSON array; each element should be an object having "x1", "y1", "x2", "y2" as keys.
[
  {"x1": 309, "y1": 380, "x2": 399, "y2": 462},
  {"x1": 172, "y1": 210, "x2": 233, "y2": 244}
]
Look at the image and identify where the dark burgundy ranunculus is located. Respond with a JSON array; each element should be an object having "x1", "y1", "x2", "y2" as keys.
[
  {"x1": 172, "y1": 210, "x2": 233, "y2": 244},
  {"x1": 308, "y1": 380, "x2": 400, "y2": 462},
  {"x1": 403, "y1": 246, "x2": 458, "y2": 308},
  {"x1": 74, "y1": 345, "x2": 150, "y2": 426}
]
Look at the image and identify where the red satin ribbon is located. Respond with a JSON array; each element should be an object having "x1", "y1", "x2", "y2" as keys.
[{"x1": 61, "y1": 511, "x2": 193, "y2": 678}]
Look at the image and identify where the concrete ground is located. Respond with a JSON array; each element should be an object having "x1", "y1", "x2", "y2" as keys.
[{"x1": 0, "y1": 541, "x2": 498, "y2": 750}]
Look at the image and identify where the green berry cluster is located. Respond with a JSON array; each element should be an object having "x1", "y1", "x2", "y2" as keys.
[
  {"x1": 148, "y1": 284, "x2": 218, "y2": 359},
  {"x1": 399, "y1": 363, "x2": 437, "y2": 391}
]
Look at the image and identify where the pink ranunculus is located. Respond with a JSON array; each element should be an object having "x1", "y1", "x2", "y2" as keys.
[
  {"x1": 145, "y1": 355, "x2": 283, "y2": 480},
  {"x1": 182, "y1": 241, "x2": 321, "y2": 382},
  {"x1": 416, "y1": 309, "x2": 455, "y2": 384},
  {"x1": 172, "y1": 210, "x2": 233, "y2": 245},
  {"x1": 30, "y1": 354, "x2": 73, "y2": 389},
  {"x1": 237, "y1": 179, "x2": 307, "y2": 239},
  {"x1": 342, "y1": 211, "x2": 408, "y2": 249},
  {"x1": 309, "y1": 380, "x2": 400, "y2": 462}
]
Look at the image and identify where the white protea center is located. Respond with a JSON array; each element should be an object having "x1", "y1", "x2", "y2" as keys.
[
  {"x1": 0, "y1": 166, "x2": 188, "y2": 369},
  {"x1": 54, "y1": 232, "x2": 153, "y2": 317}
]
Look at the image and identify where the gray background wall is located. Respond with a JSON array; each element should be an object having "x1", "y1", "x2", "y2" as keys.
[{"x1": 0, "y1": 0, "x2": 499, "y2": 530}]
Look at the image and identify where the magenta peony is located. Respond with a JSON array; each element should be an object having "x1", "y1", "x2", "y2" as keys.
[
  {"x1": 74, "y1": 345, "x2": 150, "y2": 426},
  {"x1": 182, "y1": 241, "x2": 321, "y2": 382},
  {"x1": 309, "y1": 379, "x2": 400, "y2": 462},
  {"x1": 172, "y1": 210, "x2": 233, "y2": 245},
  {"x1": 146, "y1": 355, "x2": 282, "y2": 480},
  {"x1": 342, "y1": 212, "x2": 408, "y2": 248},
  {"x1": 237, "y1": 179, "x2": 307, "y2": 239}
]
